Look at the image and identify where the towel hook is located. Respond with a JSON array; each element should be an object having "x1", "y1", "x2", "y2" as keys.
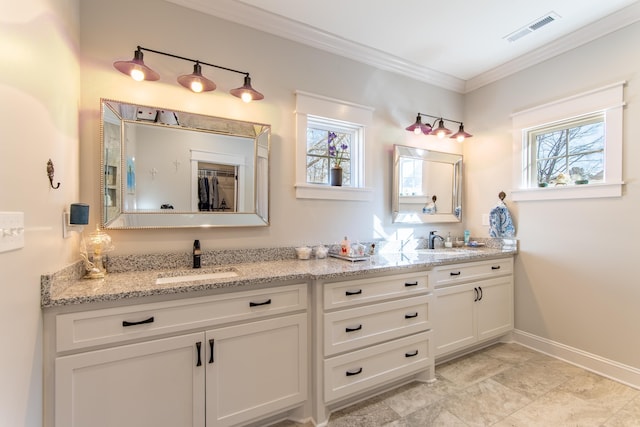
[
  {"x1": 498, "y1": 191, "x2": 506, "y2": 201},
  {"x1": 47, "y1": 159, "x2": 61, "y2": 189},
  {"x1": 432, "y1": 195, "x2": 437, "y2": 202}
]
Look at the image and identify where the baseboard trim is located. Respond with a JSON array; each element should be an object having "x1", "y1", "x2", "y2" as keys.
[{"x1": 510, "y1": 329, "x2": 640, "y2": 390}]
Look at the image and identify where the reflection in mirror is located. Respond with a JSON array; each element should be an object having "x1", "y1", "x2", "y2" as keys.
[
  {"x1": 100, "y1": 99, "x2": 270, "y2": 229},
  {"x1": 392, "y1": 145, "x2": 462, "y2": 223}
]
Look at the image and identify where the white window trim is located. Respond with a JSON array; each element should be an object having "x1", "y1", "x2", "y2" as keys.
[
  {"x1": 295, "y1": 91, "x2": 374, "y2": 201},
  {"x1": 510, "y1": 81, "x2": 625, "y2": 201}
]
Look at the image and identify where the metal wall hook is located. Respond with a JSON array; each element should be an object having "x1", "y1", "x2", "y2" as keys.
[
  {"x1": 498, "y1": 191, "x2": 506, "y2": 201},
  {"x1": 47, "y1": 159, "x2": 61, "y2": 189}
]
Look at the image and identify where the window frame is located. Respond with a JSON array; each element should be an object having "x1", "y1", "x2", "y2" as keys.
[
  {"x1": 511, "y1": 82, "x2": 625, "y2": 201},
  {"x1": 295, "y1": 91, "x2": 373, "y2": 201}
]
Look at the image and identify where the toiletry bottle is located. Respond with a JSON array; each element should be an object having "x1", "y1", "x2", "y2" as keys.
[
  {"x1": 193, "y1": 240, "x2": 202, "y2": 268},
  {"x1": 341, "y1": 236, "x2": 350, "y2": 255},
  {"x1": 464, "y1": 230, "x2": 470, "y2": 245},
  {"x1": 445, "y1": 232, "x2": 452, "y2": 248}
]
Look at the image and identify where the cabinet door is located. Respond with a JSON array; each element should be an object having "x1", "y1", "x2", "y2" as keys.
[
  {"x1": 433, "y1": 283, "x2": 477, "y2": 356},
  {"x1": 206, "y1": 313, "x2": 307, "y2": 427},
  {"x1": 476, "y1": 276, "x2": 514, "y2": 342},
  {"x1": 55, "y1": 333, "x2": 205, "y2": 427}
]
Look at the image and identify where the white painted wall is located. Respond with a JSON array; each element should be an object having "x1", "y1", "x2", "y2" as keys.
[
  {"x1": 79, "y1": 0, "x2": 466, "y2": 254},
  {"x1": 464, "y1": 23, "x2": 640, "y2": 369},
  {"x1": 0, "y1": 0, "x2": 80, "y2": 425}
]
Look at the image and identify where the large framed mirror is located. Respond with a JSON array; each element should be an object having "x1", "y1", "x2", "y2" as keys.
[
  {"x1": 101, "y1": 99, "x2": 270, "y2": 229},
  {"x1": 392, "y1": 145, "x2": 462, "y2": 223}
]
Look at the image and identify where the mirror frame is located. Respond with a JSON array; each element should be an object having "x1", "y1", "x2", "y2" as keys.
[
  {"x1": 100, "y1": 99, "x2": 270, "y2": 229},
  {"x1": 392, "y1": 144, "x2": 463, "y2": 224}
]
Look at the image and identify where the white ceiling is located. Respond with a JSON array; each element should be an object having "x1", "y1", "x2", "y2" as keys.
[{"x1": 167, "y1": 0, "x2": 640, "y2": 93}]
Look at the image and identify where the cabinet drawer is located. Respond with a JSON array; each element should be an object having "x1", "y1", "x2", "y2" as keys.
[
  {"x1": 324, "y1": 294, "x2": 432, "y2": 356},
  {"x1": 433, "y1": 258, "x2": 513, "y2": 287},
  {"x1": 324, "y1": 331, "x2": 433, "y2": 403},
  {"x1": 323, "y1": 272, "x2": 430, "y2": 310},
  {"x1": 56, "y1": 283, "x2": 307, "y2": 352}
]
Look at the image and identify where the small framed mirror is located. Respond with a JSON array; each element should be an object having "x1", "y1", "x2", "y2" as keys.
[
  {"x1": 392, "y1": 145, "x2": 462, "y2": 223},
  {"x1": 101, "y1": 99, "x2": 270, "y2": 229}
]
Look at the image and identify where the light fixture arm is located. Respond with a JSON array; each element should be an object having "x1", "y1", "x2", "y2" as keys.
[
  {"x1": 416, "y1": 112, "x2": 463, "y2": 127},
  {"x1": 136, "y1": 46, "x2": 250, "y2": 78}
]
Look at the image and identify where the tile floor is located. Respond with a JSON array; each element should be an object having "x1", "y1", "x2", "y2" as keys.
[{"x1": 274, "y1": 343, "x2": 640, "y2": 427}]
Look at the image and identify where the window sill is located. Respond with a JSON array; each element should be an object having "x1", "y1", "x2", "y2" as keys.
[
  {"x1": 295, "y1": 184, "x2": 373, "y2": 201},
  {"x1": 511, "y1": 182, "x2": 623, "y2": 201}
]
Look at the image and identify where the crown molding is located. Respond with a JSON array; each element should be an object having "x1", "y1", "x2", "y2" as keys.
[
  {"x1": 465, "y1": 1, "x2": 640, "y2": 92},
  {"x1": 168, "y1": 0, "x2": 640, "y2": 94},
  {"x1": 165, "y1": 0, "x2": 466, "y2": 92}
]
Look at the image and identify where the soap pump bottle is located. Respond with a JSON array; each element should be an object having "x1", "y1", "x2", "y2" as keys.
[
  {"x1": 341, "y1": 236, "x2": 350, "y2": 255},
  {"x1": 193, "y1": 240, "x2": 202, "y2": 269}
]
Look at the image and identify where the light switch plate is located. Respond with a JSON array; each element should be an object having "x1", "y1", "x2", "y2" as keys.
[{"x1": 0, "y1": 211, "x2": 25, "y2": 253}]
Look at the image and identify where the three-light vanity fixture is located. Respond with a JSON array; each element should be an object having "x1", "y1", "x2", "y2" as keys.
[
  {"x1": 113, "y1": 46, "x2": 264, "y2": 102},
  {"x1": 405, "y1": 113, "x2": 472, "y2": 142}
]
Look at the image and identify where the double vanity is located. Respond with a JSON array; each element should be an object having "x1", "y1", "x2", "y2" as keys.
[{"x1": 42, "y1": 242, "x2": 516, "y2": 427}]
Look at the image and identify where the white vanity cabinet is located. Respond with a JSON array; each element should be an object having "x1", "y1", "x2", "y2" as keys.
[
  {"x1": 432, "y1": 258, "x2": 513, "y2": 357},
  {"x1": 315, "y1": 271, "x2": 435, "y2": 423},
  {"x1": 47, "y1": 283, "x2": 308, "y2": 427}
]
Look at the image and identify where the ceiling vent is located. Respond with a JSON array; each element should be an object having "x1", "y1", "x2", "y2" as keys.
[{"x1": 504, "y1": 12, "x2": 561, "y2": 43}]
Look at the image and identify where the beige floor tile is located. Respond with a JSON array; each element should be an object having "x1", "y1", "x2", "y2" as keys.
[
  {"x1": 506, "y1": 389, "x2": 613, "y2": 427},
  {"x1": 437, "y1": 351, "x2": 511, "y2": 387},
  {"x1": 382, "y1": 375, "x2": 459, "y2": 417},
  {"x1": 491, "y1": 356, "x2": 576, "y2": 399},
  {"x1": 383, "y1": 400, "x2": 468, "y2": 427},
  {"x1": 327, "y1": 397, "x2": 399, "y2": 427},
  {"x1": 603, "y1": 395, "x2": 640, "y2": 426},
  {"x1": 443, "y1": 378, "x2": 531, "y2": 427},
  {"x1": 480, "y1": 342, "x2": 540, "y2": 364},
  {"x1": 555, "y1": 370, "x2": 639, "y2": 412}
]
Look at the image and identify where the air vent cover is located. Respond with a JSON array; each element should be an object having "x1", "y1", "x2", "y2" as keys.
[{"x1": 504, "y1": 12, "x2": 561, "y2": 43}]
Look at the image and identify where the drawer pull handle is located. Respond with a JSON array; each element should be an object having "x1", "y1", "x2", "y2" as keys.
[
  {"x1": 405, "y1": 350, "x2": 419, "y2": 358},
  {"x1": 405, "y1": 312, "x2": 419, "y2": 319},
  {"x1": 196, "y1": 341, "x2": 202, "y2": 367},
  {"x1": 474, "y1": 287, "x2": 479, "y2": 302},
  {"x1": 450, "y1": 271, "x2": 461, "y2": 276},
  {"x1": 345, "y1": 289, "x2": 363, "y2": 296},
  {"x1": 209, "y1": 339, "x2": 215, "y2": 364},
  {"x1": 491, "y1": 266, "x2": 501, "y2": 270},
  {"x1": 404, "y1": 281, "x2": 419, "y2": 287},
  {"x1": 478, "y1": 286, "x2": 483, "y2": 301},
  {"x1": 346, "y1": 325, "x2": 362, "y2": 333},
  {"x1": 346, "y1": 368, "x2": 363, "y2": 376},
  {"x1": 122, "y1": 316, "x2": 154, "y2": 327},
  {"x1": 249, "y1": 299, "x2": 272, "y2": 307}
]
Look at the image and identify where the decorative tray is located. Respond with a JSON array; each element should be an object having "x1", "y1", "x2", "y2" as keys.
[{"x1": 328, "y1": 252, "x2": 370, "y2": 262}]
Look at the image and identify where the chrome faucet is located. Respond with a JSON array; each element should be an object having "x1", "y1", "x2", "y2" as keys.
[{"x1": 428, "y1": 231, "x2": 444, "y2": 249}]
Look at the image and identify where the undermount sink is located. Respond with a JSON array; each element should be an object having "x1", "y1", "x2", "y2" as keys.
[
  {"x1": 414, "y1": 248, "x2": 467, "y2": 255},
  {"x1": 155, "y1": 269, "x2": 239, "y2": 285}
]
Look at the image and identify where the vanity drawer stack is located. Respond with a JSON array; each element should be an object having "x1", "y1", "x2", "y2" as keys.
[{"x1": 321, "y1": 271, "x2": 435, "y2": 403}]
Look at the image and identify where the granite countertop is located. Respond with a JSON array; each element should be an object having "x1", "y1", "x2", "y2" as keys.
[{"x1": 41, "y1": 243, "x2": 517, "y2": 308}]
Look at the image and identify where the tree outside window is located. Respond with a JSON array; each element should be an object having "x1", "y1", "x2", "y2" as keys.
[{"x1": 528, "y1": 113, "x2": 604, "y2": 186}]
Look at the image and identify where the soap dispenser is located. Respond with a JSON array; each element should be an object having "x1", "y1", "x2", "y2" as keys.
[{"x1": 193, "y1": 240, "x2": 202, "y2": 268}]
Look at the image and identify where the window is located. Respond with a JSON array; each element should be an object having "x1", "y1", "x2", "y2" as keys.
[
  {"x1": 295, "y1": 91, "x2": 373, "y2": 201},
  {"x1": 306, "y1": 117, "x2": 359, "y2": 186},
  {"x1": 512, "y1": 82, "x2": 624, "y2": 201},
  {"x1": 526, "y1": 113, "x2": 604, "y2": 187},
  {"x1": 398, "y1": 157, "x2": 423, "y2": 196}
]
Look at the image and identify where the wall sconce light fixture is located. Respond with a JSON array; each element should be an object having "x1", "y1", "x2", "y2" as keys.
[
  {"x1": 406, "y1": 113, "x2": 473, "y2": 142},
  {"x1": 114, "y1": 46, "x2": 264, "y2": 102}
]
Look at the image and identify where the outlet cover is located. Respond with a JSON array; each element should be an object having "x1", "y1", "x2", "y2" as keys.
[{"x1": 0, "y1": 212, "x2": 25, "y2": 253}]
